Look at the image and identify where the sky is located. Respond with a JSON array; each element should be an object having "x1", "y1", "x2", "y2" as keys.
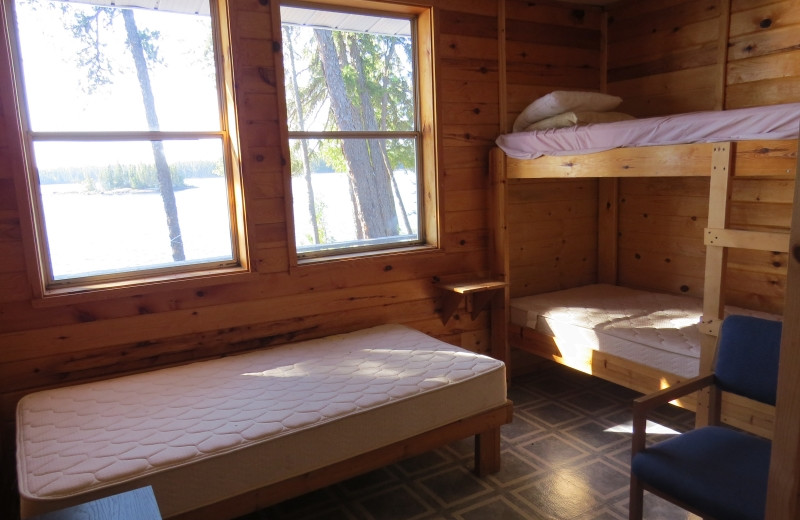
[{"x1": 13, "y1": 0, "x2": 222, "y2": 168}]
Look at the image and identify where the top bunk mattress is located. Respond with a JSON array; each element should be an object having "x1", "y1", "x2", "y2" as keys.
[
  {"x1": 510, "y1": 284, "x2": 780, "y2": 378},
  {"x1": 496, "y1": 103, "x2": 800, "y2": 160}
]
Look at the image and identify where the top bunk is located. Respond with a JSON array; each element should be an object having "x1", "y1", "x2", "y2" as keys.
[{"x1": 493, "y1": 94, "x2": 800, "y2": 179}]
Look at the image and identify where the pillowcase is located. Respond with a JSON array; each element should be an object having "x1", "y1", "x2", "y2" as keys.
[
  {"x1": 523, "y1": 111, "x2": 635, "y2": 131},
  {"x1": 512, "y1": 91, "x2": 623, "y2": 132}
]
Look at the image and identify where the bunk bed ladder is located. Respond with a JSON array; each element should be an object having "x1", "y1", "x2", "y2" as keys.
[{"x1": 698, "y1": 141, "x2": 793, "y2": 433}]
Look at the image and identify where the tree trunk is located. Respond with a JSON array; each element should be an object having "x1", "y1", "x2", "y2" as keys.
[
  {"x1": 122, "y1": 9, "x2": 185, "y2": 261},
  {"x1": 283, "y1": 26, "x2": 321, "y2": 244},
  {"x1": 314, "y1": 29, "x2": 398, "y2": 239}
]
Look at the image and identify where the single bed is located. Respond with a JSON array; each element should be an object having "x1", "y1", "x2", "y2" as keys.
[
  {"x1": 511, "y1": 283, "x2": 779, "y2": 383},
  {"x1": 16, "y1": 324, "x2": 510, "y2": 519},
  {"x1": 490, "y1": 99, "x2": 798, "y2": 436}
]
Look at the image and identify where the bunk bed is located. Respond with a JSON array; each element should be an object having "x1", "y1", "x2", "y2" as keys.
[{"x1": 490, "y1": 99, "x2": 800, "y2": 436}]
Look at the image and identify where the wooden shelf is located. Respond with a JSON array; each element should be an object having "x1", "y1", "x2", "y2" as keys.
[{"x1": 437, "y1": 279, "x2": 507, "y2": 325}]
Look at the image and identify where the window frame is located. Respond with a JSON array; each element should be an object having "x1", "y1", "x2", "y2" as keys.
[
  {"x1": 278, "y1": 0, "x2": 439, "y2": 262},
  {"x1": 4, "y1": 0, "x2": 251, "y2": 298}
]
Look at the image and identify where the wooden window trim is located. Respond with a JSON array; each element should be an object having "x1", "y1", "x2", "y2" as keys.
[
  {"x1": 4, "y1": 0, "x2": 253, "y2": 303},
  {"x1": 279, "y1": 0, "x2": 440, "y2": 265}
]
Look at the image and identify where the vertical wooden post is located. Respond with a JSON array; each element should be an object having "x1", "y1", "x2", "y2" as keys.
[
  {"x1": 600, "y1": 9, "x2": 608, "y2": 94},
  {"x1": 490, "y1": 148, "x2": 510, "y2": 367},
  {"x1": 498, "y1": 0, "x2": 507, "y2": 133},
  {"x1": 597, "y1": 178, "x2": 618, "y2": 284},
  {"x1": 715, "y1": 0, "x2": 732, "y2": 110},
  {"x1": 698, "y1": 142, "x2": 733, "y2": 426},
  {"x1": 765, "y1": 128, "x2": 800, "y2": 519}
]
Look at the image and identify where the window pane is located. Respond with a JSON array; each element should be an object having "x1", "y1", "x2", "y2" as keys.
[
  {"x1": 14, "y1": 1, "x2": 220, "y2": 132},
  {"x1": 290, "y1": 138, "x2": 418, "y2": 254},
  {"x1": 281, "y1": 10, "x2": 414, "y2": 133},
  {"x1": 35, "y1": 140, "x2": 234, "y2": 280}
]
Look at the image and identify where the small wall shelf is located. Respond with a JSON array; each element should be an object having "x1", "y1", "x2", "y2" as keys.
[{"x1": 437, "y1": 279, "x2": 507, "y2": 325}]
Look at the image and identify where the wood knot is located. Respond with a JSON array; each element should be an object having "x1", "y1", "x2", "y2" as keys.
[
  {"x1": 680, "y1": 285, "x2": 689, "y2": 293},
  {"x1": 760, "y1": 18, "x2": 772, "y2": 28}
]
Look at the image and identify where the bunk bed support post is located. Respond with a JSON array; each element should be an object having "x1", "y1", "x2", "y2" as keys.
[
  {"x1": 490, "y1": 147, "x2": 510, "y2": 367},
  {"x1": 698, "y1": 142, "x2": 734, "y2": 427},
  {"x1": 765, "y1": 124, "x2": 800, "y2": 519}
]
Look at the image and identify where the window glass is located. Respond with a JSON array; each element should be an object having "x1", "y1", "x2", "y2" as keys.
[
  {"x1": 281, "y1": 3, "x2": 422, "y2": 257},
  {"x1": 11, "y1": 0, "x2": 237, "y2": 287}
]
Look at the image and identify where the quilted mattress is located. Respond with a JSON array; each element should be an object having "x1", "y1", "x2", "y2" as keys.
[
  {"x1": 16, "y1": 324, "x2": 507, "y2": 518},
  {"x1": 510, "y1": 284, "x2": 779, "y2": 378}
]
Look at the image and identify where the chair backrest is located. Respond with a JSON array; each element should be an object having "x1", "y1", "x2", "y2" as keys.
[{"x1": 714, "y1": 315, "x2": 783, "y2": 405}]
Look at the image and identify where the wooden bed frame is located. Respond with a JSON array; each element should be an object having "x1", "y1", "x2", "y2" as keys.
[{"x1": 490, "y1": 138, "x2": 797, "y2": 438}]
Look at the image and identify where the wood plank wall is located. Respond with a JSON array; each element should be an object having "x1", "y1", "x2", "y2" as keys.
[
  {"x1": 0, "y1": 0, "x2": 797, "y2": 514},
  {"x1": 0, "y1": 0, "x2": 500, "y2": 513},
  {"x1": 604, "y1": 0, "x2": 800, "y2": 314},
  {"x1": 503, "y1": 0, "x2": 604, "y2": 297}
]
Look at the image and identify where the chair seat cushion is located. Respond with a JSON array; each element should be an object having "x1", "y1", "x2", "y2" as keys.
[{"x1": 631, "y1": 426, "x2": 771, "y2": 520}]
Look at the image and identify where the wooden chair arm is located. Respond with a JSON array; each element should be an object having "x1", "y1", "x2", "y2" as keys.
[
  {"x1": 631, "y1": 374, "x2": 715, "y2": 456},
  {"x1": 633, "y1": 373, "x2": 716, "y2": 414}
]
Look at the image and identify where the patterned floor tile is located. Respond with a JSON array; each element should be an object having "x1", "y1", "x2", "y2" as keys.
[{"x1": 236, "y1": 361, "x2": 697, "y2": 520}]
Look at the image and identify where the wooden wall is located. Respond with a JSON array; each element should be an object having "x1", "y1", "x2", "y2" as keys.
[
  {"x1": 503, "y1": 0, "x2": 604, "y2": 297},
  {"x1": 603, "y1": 0, "x2": 800, "y2": 314},
  {"x1": 0, "y1": 0, "x2": 501, "y2": 514},
  {"x1": 0, "y1": 0, "x2": 798, "y2": 514}
]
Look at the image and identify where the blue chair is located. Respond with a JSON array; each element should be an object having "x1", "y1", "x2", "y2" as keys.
[{"x1": 629, "y1": 315, "x2": 782, "y2": 520}]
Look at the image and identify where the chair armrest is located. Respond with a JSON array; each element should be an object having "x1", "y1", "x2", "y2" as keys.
[
  {"x1": 631, "y1": 374, "x2": 715, "y2": 456},
  {"x1": 633, "y1": 373, "x2": 716, "y2": 415}
]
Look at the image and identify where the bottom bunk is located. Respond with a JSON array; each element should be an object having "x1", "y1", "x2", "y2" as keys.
[{"x1": 508, "y1": 283, "x2": 779, "y2": 436}]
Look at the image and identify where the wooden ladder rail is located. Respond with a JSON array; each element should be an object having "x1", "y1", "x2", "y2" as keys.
[{"x1": 697, "y1": 141, "x2": 791, "y2": 434}]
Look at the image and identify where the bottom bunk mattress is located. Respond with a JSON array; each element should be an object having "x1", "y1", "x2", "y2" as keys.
[
  {"x1": 16, "y1": 324, "x2": 507, "y2": 518},
  {"x1": 510, "y1": 284, "x2": 779, "y2": 378}
]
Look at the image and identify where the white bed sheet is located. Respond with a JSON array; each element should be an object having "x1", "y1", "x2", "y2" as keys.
[
  {"x1": 496, "y1": 103, "x2": 800, "y2": 160},
  {"x1": 510, "y1": 284, "x2": 780, "y2": 378}
]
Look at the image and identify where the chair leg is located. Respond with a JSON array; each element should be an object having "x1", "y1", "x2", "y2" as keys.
[{"x1": 629, "y1": 475, "x2": 644, "y2": 520}]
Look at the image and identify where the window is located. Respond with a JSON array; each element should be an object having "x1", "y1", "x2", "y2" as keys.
[
  {"x1": 8, "y1": 0, "x2": 244, "y2": 292},
  {"x1": 280, "y1": 1, "x2": 436, "y2": 259}
]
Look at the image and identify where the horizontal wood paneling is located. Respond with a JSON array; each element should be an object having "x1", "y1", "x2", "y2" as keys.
[
  {"x1": 617, "y1": 177, "x2": 710, "y2": 297},
  {"x1": 607, "y1": 0, "x2": 725, "y2": 115},
  {"x1": 0, "y1": 1, "x2": 503, "y2": 512},
  {"x1": 503, "y1": 0, "x2": 602, "y2": 133},
  {"x1": 507, "y1": 178, "x2": 598, "y2": 297}
]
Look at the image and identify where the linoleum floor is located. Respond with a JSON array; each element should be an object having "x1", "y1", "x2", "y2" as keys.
[{"x1": 238, "y1": 361, "x2": 698, "y2": 520}]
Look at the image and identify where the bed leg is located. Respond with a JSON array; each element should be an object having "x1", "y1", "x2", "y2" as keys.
[{"x1": 474, "y1": 427, "x2": 502, "y2": 476}]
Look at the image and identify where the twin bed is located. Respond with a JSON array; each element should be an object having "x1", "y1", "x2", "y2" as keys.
[
  {"x1": 16, "y1": 325, "x2": 511, "y2": 519},
  {"x1": 492, "y1": 99, "x2": 799, "y2": 434}
]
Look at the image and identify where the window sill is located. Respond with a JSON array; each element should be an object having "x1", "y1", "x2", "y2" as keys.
[
  {"x1": 31, "y1": 266, "x2": 258, "y2": 308},
  {"x1": 295, "y1": 244, "x2": 441, "y2": 267}
]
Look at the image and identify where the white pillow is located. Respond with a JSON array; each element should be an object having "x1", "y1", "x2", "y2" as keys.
[
  {"x1": 523, "y1": 111, "x2": 635, "y2": 131},
  {"x1": 513, "y1": 91, "x2": 623, "y2": 132}
]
